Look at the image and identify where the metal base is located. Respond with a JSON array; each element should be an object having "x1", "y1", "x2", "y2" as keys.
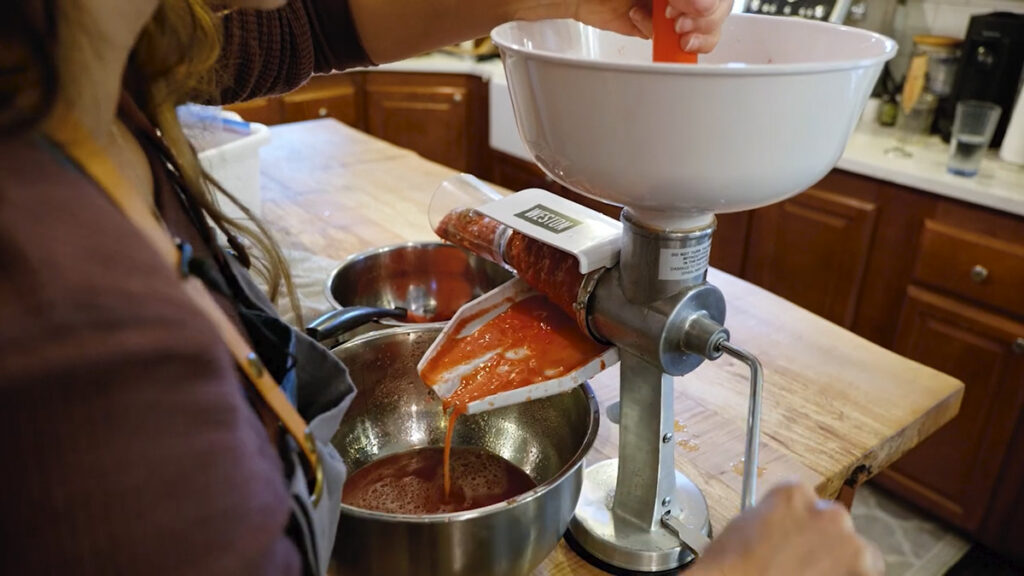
[{"x1": 568, "y1": 459, "x2": 711, "y2": 573}]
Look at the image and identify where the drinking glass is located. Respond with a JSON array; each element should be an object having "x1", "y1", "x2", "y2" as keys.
[{"x1": 948, "y1": 101, "x2": 1002, "y2": 177}]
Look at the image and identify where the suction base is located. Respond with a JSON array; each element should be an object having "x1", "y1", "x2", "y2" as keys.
[{"x1": 568, "y1": 459, "x2": 711, "y2": 573}]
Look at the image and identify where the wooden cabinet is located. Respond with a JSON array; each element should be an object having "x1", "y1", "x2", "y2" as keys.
[
  {"x1": 877, "y1": 287, "x2": 1024, "y2": 531},
  {"x1": 364, "y1": 73, "x2": 487, "y2": 174},
  {"x1": 489, "y1": 150, "x2": 622, "y2": 219},
  {"x1": 224, "y1": 74, "x2": 361, "y2": 128},
  {"x1": 281, "y1": 74, "x2": 363, "y2": 129},
  {"x1": 912, "y1": 220, "x2": 1024, "y2": 318},
  {"x1": 224, "y1": 72, "x2": 487, "y2": 175},
  {"x1": 744, "y1": 174, "x2": 879, "y2": 327},
  {"x1": 724, "y1": 168, "x2": 1024, "y2": 562},
  {"x1": 709, "y1": 212, "x2": 751, "y2": 277},
  {"x1": 490, "y1": 149, "x2": 559, "y2": 193}
]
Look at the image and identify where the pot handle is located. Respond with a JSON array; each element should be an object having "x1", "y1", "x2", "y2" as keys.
[{"x1": 305, "y1": 306, "x2": 408, "y2": 343}]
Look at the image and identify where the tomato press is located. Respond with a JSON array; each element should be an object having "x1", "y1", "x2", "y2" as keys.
[{"x1": 422, "y1": 13, "x2": 896, "y2": 573}]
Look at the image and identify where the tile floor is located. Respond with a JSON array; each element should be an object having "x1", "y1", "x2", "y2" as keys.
[{"x1": 852, "y1": 484, "x2": 972, "y2": 576}]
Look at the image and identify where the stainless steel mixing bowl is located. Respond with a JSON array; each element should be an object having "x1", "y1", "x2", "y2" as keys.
[
  {"x1": 325, "y1": 242, "x2": 512, "y2": 326},
  {"x1": 330, "y1": 325, "x2": 599, "y2": 576}
]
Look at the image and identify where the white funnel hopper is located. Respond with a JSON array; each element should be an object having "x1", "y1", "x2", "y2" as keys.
[{"x1": 491, "y1": 14, "x2": 897, "y2": 230}]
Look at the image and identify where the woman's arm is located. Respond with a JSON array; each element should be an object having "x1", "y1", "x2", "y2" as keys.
[
  {"x1": 214, "y1": 0, "x2": 729, "y2": 104},
  {"x1": 345, "y1": 0, "x2": 570, "y2": 65},
  {"x1": 216, "y1": 0, "x2": 372, "y2": 104},
  {"x1": 346, "y1": 0, "x2": 734, "y2": 65}
]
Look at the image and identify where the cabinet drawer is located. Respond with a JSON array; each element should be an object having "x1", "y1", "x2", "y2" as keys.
[{"x1": 913, "y1": 220, "x2": 1024, "y2": 317}]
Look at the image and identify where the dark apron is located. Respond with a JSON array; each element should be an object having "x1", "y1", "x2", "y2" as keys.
[
  {"x1": 224, "y1": 255, "x2": 354, "y2": 576},
  {"x1": 119, "y1": 95, "x2": 355, "y2": 576},
  {"x1": 172, "y1": 227, "x2": 354, "y2": 576}
]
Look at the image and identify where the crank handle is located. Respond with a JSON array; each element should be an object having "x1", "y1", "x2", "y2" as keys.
[
  {"x1": 714, "y1": 339, "x2": 764, "y2": 512},
  {"x1": 679, "y1": 315, "x2": 764, "y2": 512}
]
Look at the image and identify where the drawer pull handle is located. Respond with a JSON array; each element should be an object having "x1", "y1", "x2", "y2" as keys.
[
  {"x1": 452, "y1": 93, "x2": 463, "y2": 103},
  {"x1": 1014, "y1": 338, "x2": 1024, "y2": 356},
  {"x1": 969, "y1": 264, "x2": 989, "y2": 284},
  {"x1": 317, "y1": 107, "x2": 328, "y2": 117}
]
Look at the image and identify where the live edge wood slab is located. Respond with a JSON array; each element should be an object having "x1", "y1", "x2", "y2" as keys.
[{"x1": 260, "y1": 119, "x2": 964, "y2": 575}]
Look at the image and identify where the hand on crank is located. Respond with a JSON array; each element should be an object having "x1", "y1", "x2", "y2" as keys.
[
  {"x1": 689, "y1": 481, "x2": 885, "y2": 576},
  {"x1": 568, "y1": 0, "x2": 733, "y2": 52}
]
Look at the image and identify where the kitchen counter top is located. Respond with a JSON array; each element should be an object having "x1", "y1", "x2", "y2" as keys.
[
  {"x1": 839, "y1": 120, "x2": 1024, "y2": 217},
  {"x1": 259, "y1": 119, "x2": 964, "y2": 575}
]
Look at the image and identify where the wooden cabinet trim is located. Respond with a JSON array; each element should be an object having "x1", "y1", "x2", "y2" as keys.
[
  {"x1": 899, "y1": 285, "x2": 1024, "y2": 354},
  {"x1": 379, "y1": 101, "x2": 461, "y2": 113},
  {"x1": 802, "y1": 186, "x2": 879, "y2": 215},
  {"x1": 280, "y1": 86, "x2": 358, "y2": 103},
  {"x1": 366, "y1": 85, "x2": 469, "y2": 96}
]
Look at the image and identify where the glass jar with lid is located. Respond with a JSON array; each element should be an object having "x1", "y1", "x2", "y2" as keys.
[
  {"x1": 914, "y1": 35, "x2": 962, "y2": 98},
  {"x1": 897, "y1": 35, "x2": 962, "y2": 141}
]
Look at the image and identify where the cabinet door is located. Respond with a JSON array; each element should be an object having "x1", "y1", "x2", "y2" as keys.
[
  {"x1": 365, "y1": 73, "x2": 485, "y2": 173},
  {"x1": 710, "y1": 212, "x2": 751, "y2": 277},
  {"x1": 489, "y1": 150, "x2": 621, "y2": 220},
  {"x1": 981, "y1": 409, "x2": 1024, "y2": 564},
  {"x1": 876, "y1": 286, "x2": 1024, "y2": 532},
  {"x1": 490, "y1": 149, "x2": 559, "y2": 193},
  {"x1": 744, "y1": 184, "x2": 878, "y2": 327},
  {"x1": 223, "y1": 97, "x2": 284, "y2": 125},
  {"x1": 281, "y1": 74, "x2": 363, "y2": 129}
]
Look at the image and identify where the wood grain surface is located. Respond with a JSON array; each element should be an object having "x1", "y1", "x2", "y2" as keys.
[{"x1": 260, "y1": 119, "x2": 965, "y2": 575}]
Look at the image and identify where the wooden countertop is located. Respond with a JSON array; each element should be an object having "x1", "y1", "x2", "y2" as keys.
[{"x1": 259, "y1": 119, "x2": 965, "y2": 575}]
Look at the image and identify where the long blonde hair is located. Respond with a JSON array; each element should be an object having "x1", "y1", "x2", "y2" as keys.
[
  {"x1": 2, "y1": 1, "x2": 301, "y2": 322},
  {"x1": 132, "y1": 0, "x2": 303, "y2": 323}
]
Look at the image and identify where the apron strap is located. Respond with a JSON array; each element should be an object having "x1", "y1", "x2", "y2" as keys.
[{"x1": 45, "y1": 108, "x2": 324, "y2": 505}]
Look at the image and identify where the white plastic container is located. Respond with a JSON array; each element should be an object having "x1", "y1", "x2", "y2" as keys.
[
  {"x1": 198, "y1": 120, "x2": 270, "y2": 221},
  {"x1": 180, "y1": 105, "x2": 271, "y2": 221}
]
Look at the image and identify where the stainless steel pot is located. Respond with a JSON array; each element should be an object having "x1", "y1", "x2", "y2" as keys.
[
  {"x1": 330, "y1": 325, "x2": 599, "y2": 576},
  {"x1": 309, "y1": 243, "x2": 512, "y2": 343}
]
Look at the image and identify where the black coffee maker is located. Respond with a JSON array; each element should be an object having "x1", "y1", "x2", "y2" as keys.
[{"x1": 935, "y1": 12, "x2": 1024, "y2": 147}]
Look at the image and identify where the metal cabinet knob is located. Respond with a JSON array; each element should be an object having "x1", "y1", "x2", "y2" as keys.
[
  {"x1": 969, "y1": 264, "x2": 989, "y2": 284},
  {"x1": 1013, "y1": 338, "x2": 1024, "y2": 356},
  {"x1": 317, "y1": 107, "x2": 329, "y2": 117},
  {"x1": 452, "y1": 92, "x2": 463, "y2": 103}
]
